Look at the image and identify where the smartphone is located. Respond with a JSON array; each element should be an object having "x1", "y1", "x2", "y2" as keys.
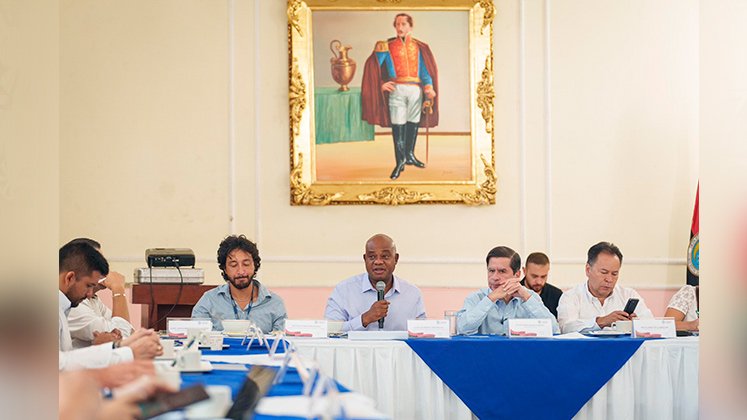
[
  {"x1": 138, "y1": 384, "x2": 210, "y2": 419},
  {"x1": 623, "y1": 298, "x2": 639, "y2": 315}
]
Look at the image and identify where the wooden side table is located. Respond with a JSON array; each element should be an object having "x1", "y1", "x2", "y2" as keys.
[{"x1": 132, "y1": 283, "x2": 216, "y2": 331}]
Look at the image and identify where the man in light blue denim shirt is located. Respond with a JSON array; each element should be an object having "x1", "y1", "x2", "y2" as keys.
[
  {"x1": 457, "y1": 246, "x2": 559, "y2": 335},
  {"x1": 192, "y1": 235, "x2": 286, "y2": 333}
]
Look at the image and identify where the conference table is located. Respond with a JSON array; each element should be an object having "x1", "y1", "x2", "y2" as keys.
[
  {"x1": 175, "y1": 338, "x2": 386, "y2": 419},
  {"x1": 289, "y1": 335, "x2": 699, "y2": 420}
]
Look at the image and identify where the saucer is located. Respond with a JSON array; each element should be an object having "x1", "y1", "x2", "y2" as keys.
[
  {"x1": 198, "y1": 343, "x2": 230, "y2": 350},
  {"x1": 179, "y1": 360, "x2": 213, "y2": 373}
]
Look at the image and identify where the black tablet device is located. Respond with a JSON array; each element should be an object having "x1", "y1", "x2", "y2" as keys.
[
  {"x1": 139, "y1": 384, "x2": 210, "y2": 419},
  {"x1": 225, "y1": 365, "x2": 278, "y2": 420}
]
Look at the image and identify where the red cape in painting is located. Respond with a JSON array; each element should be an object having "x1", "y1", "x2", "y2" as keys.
[{"x1": 360, "y1": 39, "x2": 439, "y2": 128}]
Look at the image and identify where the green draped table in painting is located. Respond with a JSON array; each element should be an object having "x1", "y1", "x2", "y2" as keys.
[{"x1": 314, "y1": 86, "x2": 374, "y2": 144}]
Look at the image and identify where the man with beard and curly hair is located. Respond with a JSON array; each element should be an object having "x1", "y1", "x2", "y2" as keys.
[{"x1": 192, "y1": 235, "x2": 287, "y2": 333}]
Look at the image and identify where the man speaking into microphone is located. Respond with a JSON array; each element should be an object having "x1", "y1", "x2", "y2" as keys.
[{"x1": 325, "y1": 234, "x2": 426, "y2": 331}]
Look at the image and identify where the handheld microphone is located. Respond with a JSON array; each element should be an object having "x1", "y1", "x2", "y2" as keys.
[{"x1": 376, "y1": 281, "x2": 386, "y2": 329}]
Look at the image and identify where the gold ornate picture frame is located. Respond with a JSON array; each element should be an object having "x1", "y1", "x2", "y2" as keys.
[{"x1": 288, "y1": 0, "x2": 495, "y2": 205}]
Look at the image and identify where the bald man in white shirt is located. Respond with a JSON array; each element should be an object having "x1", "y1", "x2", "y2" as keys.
[{"x1": 557, "y1": 241, "x2": 653, "y2": 333}]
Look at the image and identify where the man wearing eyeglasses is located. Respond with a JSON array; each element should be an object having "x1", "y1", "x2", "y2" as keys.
[{"x1": 325, "y1": 234, "x2": 426, "y2": 331}]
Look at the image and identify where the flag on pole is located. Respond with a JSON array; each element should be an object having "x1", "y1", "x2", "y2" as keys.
[{"x1": 687, "y1": 184, "x2": 699, "y2": 285}]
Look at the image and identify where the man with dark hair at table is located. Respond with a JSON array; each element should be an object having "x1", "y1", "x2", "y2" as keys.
[
  {"x1": 192, "y1": 235, "x2": 287, "y2": 333},
  {"x1": 325, "y1": 234, "x2": 426, "y2": 331},
  {"x1": 65, "y1": 238, "x2": 135, "y2": 348},
  {"x1": 557, "y1": 241, "x2": 654, "y2": 333},
  {"x1": 361, "y1": 13, "x2": 439, "y2": 180},
  {"x1": 457, "y1": 246, "x2": 559, "y2": 335},
  {"x1": 59, "y1": 241, "x2": 162, "y2": 370},
  {"x1": 520, "y1": 252, "x2": 563, "y2": 317}
]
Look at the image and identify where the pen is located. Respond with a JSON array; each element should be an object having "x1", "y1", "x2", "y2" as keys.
[{"x1": 171, "y1": 336, "x2": 197, "y2": 367}]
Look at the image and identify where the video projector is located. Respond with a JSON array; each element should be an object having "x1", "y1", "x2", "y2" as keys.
[{"x1": 145, "y1": 248, "x2": 196, "y2": 268}]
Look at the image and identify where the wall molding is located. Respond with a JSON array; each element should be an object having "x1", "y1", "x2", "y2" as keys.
[
  {"x1": 108, "y1": 255, "x2": 686, "y2": 266},
  {"x1": 543, "y1": 0, "x2": 553, "y2": 255},
  {"x1": 518, "y1": 0, "x2": 527, "y2": 257},
  {"x1": 552, "y1": 258, "x2": 687, "y2": 266},
  {"x1": 254, "y1": 0, "x2": 262, "y2": 243},
  {"x1": 228, "y1": 0, "x2": 237, "y2": 233}
]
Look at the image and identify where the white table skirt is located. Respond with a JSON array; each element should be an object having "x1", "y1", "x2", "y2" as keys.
[
  {"x1": 291, "y1": 339, "x2": 474, "y2": 420},
  {"x1": 574, "y1": 337, "x2": 699, "y2": 420},
  {"x1": 290, "y1": 337, "x2": 699, "y2": 420}
]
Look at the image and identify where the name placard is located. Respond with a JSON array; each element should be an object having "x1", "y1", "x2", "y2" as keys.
[
  {"x1": 507, "y1": 319, "x2": 553, "y2": 338},
  {"x1": 632, "y1": 318, "x2": 676, "y2": 338},
  {"x1": 407, "y1": 320, "x2": 450, "y2": 338},
  {"x1": 284, "y1": 320, "x2": 328, "y2": 338},
  {"x1": 167, "y1": 318, "x2": 212, "y2": 338}
]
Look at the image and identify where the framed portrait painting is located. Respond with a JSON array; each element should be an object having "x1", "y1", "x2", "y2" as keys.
[{"x1": 288, "y1": 0, "x2": 496, "y2": 205}]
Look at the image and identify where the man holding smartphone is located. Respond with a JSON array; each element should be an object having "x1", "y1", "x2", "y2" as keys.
[{"x1": 557, "y1": 242, "x2": 653, "y2": 333}]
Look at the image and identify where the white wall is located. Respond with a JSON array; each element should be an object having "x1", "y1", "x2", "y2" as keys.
[
  {"x1": 2, "y1": 0, "x2": 59, "y2": 292},
  {"x1": 59, "y1": 0, "x2": 698, "y2": 295}
]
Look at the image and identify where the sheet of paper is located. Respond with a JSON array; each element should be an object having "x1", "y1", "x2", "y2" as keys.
[
  {"x1": 210, "y1": 363, "x2": 249, "y2": 371},
  {"x1": 255, "y1": 393, "x2": 385, "y2": 419},
  {"x1": 201, "y1": 353, "x2": 291, "y2": 367},
  {"x1": 551, "y1": 332, "x2": 592, "y2": 339}
]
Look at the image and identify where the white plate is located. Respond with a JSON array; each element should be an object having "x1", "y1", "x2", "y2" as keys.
[
  {"x1": 179, "y1": 360, "x2": 213, "y2": 373},
  {"x1": 586, "y1": 330, "x2": 630, "y2": 337},
  {"x1": 223, "y1": 332, "x2": 249, "y2": 338}
]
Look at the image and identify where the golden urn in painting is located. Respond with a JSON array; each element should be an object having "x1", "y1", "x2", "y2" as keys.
[{"x1": 330, "y1": 40, "x2": 356, "y2": 91}]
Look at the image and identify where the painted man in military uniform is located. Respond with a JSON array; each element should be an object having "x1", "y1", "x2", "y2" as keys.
[{"x1": 361, "y1": 13, "x2": 439, "y2": 180}]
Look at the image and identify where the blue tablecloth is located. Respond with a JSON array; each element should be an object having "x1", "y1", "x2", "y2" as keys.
[
  {"x1": 179, "y1": 338, "x2": 350, "y2": 420},
  {"x1": 405, "y1": 336, "x2": 646, "y2": 420}
]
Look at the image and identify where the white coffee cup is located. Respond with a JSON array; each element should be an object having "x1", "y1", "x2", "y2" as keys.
[
  {"x1": 160, "y1": 339, "x2": 176, "y2": 359},
  {"x1": 197, "y1": 330, "x2": 212, "y2": 346},
  {"x1": 187, "y1": 327, "x2": 204, "y2": 343},
  {"x1": 327, "y1": 320, "x2": 344, "y2": 335},
  {"x1": 177, "y1": 350, "x2": 202, "y2": 370},
  {"x1": 156, "y1": 367, "x2": 182, "y2": 389},
  {"x1": 207, "y1": 332, "x2": 224, "y2": 351},
  {"x1": 611, "y1": 320, "x2": 633, "y2": 333}
]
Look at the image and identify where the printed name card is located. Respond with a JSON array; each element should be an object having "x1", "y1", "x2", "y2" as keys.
[
  {"x1": 507, "y1": 319, "x2": 553, "y2": 338},
  {"x1": 407, "y1": 320, "x2": 450, "y2": 338},
  {"x1": 632, "y1": 318, "x2": 676, "y2": 338},
  {"x1": 167, "y1": 318, "x2": 213, "y2": 338},
  {"x1": 284, "y1": 320, "x2": 328, "y2": 338}
]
